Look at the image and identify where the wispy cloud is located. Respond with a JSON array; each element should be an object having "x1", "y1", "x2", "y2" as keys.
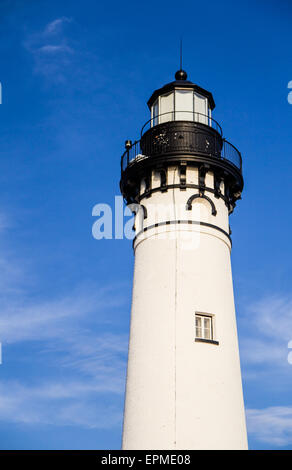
[
  {"x1": 246, "y1": 407, "x2": 292, "y2": 446},
  {"x1": 240, "y1": 295, "x2": 292, "y2": 446},
  {"x1": 0, "y1": 281, "x2": 128, "y2": 428},
  {"x1": 37, "y1": 45, "x2": 73, "y2": 55},
  {"x1": 44, "y1": 17, "x2": 72, "y2": 36},
  {"x1": 0, "y1": 212, "x2": 129, "y2": 430},
  {"x1": 0, "y1": 284, "x2": 124, "y2": 342},
  {"x1": 24, "y1": 17, "x2": 75, "y2": 81},
  {"x1": 240, "y1": 295, "x2": 292, "y2": 368},
  {"x1": 0, "y1": 284, "x2": 128, "y2": 428},
  {"x1": 0, "y1": 380, "x2": 123, "y2": 429}
]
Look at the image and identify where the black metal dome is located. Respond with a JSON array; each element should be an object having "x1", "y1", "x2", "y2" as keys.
[{"x1": 175, "y1": 69, "x2": 188, "y2": 80}]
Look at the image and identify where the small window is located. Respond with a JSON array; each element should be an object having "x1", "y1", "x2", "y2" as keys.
[{"x1": 195, "y1": 314, "x2": 213, "y2": 340}]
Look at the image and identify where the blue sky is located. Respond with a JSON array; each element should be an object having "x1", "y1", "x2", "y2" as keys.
[{"x1": 0, "y1": 0, "x2": 291, "y2": 450}]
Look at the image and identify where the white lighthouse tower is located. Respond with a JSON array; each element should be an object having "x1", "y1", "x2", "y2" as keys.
[{"x1": 120, "y1": 69, "x2": 248, "y2": 450}]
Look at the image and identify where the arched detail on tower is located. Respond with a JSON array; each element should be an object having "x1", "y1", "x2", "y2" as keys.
[
  {"x1": 128, "y1": 203, "x2": 147, "y2": 233},
  {"x1": 186, "y1": 193, "x2": 217, "y2": 216},
  {"x1": 159, "y1": 169, "x2": 167, "y2": 191},
  {"x1": 140, "y1": 204, "x2": 147, "y2": 219},
  {"x1": 128, "y1": 203, "x2": 147, "y2": 219}
]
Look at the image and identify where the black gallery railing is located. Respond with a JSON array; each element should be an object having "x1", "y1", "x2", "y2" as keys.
[
  {"x1": 121, "y1": 138, "x2": 242, "y2": 172},
  {"x1": 121, "y1": 113, "x2": 242, "y2": 172}
]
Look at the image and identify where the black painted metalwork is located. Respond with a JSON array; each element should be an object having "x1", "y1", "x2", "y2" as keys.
[
  {"x1": 121, "y1": 140, "x2": 144, "y2": 172},
  {"x1": 120, "y1": 118, "x2": 242, "y2": 174},
  {"x1": 195, "y1": 338, "x2": 219, "y2": 345},
  {"x1": 222, "y1": 139, "x2": 242, "y2": 170},
  {"x1": 120, "y1": 81, "x2": 243, "y2": 211},
  {"x1": 175, "y1": 69, "x2": 187, "y2": 81},
  {"x1": 138, "y1": 184, "x2": 229, "y2": 207},
  {"x1": 186, "y1": 194, "x2": 217, "y2": 216},
  {"x1": 133, "y1": 219, "x2": 232, "y2": 245}
]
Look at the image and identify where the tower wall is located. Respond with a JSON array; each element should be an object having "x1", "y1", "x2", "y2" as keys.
[{"x1": 122, "y1": 167, "x2": 248, "y2": 450}]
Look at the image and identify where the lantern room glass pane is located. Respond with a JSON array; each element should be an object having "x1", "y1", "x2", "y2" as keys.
[
  {"x1": 194, "y1": 92, "x2": 208, "y2": 125},
  {"x1": 160, "y1": 92, "x2": 174, "y2": 123},
  {"x1": 175, "y1": 90, "x2": 193, "y2": 121},
  {"x1": 152, "y1": 99, "x2": 159, "y2": 127}
]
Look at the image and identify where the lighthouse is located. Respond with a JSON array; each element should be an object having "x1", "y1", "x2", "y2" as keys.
[{"x1": 120, "y1": 69, "x2": 248, "y2": 450}]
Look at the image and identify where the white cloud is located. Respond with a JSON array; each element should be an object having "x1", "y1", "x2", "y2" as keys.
[
  {"x1": 240, "y1": 338, "x2": 286, "y2": 366},
  {"x1": 251, "y1": 296, "x2": 292, "y2": 340},
  {"x1": 240, "y1": 295, "x2": 292, "y2": 367},
  {"x1": 37, "y1": 45, "x2": 73, "y2": 54},
  {"x1": 44, "y1": 17, "x2": 72, "y2": 35},
  {"x1": 0, "y1": 282, "x2": 128, "y2": 428},
  {"x1": 239, "y1": 295, "x2": 292, "y2": 447},
  {"x1": 0, "y1": 213, "x2": 129, "y2": 429},
  {"x1": 0, "y1": 380, "x2": 123, "y2": 429},
  {"x1": 246, "y1": 406, "x2": 292, "y2": 446},
  {"x1": 0, "y1": 280, "x2": 128, "y2": 427},
  {"x1": 23, "y1": 17, "x2": 75, "y2": 80},
  {"x1": 0, "y1": 284, "x2": 124, "y2": 342}
]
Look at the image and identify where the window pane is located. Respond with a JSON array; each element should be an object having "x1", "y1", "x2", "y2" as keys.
[
  {"x1": 195, "y1": 316, "x2": 202, "y2": 338},
  {"x1": 203, "y1": 317, "x2": 212, "y2": 340},
  {"x1": 160, "y1": 92, "x2": 174, "y2": 123},
  {"x1": 175, "y1": 90, "x2": 193, "y2": 121},
  {"x1": 194, "y1": 92, "x2": 208, "y2": 125},
  {"x1": 152, "y1": 99, "x2": 159, "y2": 127},
  {"x1": 204, "y1": 327, "x2": 211, "y2": 340},
  {"x1": 204, "y1": 317, "x2": 210, "y2": 328}
]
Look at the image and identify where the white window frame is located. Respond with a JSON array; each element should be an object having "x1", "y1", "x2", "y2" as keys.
[{"x1": 195, "y1": 313, "x2": 215, "y2": 341}]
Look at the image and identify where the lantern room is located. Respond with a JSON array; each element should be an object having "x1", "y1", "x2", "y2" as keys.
[
  {"x1": 120, "y1": 68, "x2": 243, "y2": 208},
  {"x1": 147, "y1": 69, "x2": 215, "y2": 127}
]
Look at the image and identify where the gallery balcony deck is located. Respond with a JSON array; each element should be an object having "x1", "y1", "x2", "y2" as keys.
[{"x1": 121, "y1": 112, "x2": 242, "y2": 173}]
